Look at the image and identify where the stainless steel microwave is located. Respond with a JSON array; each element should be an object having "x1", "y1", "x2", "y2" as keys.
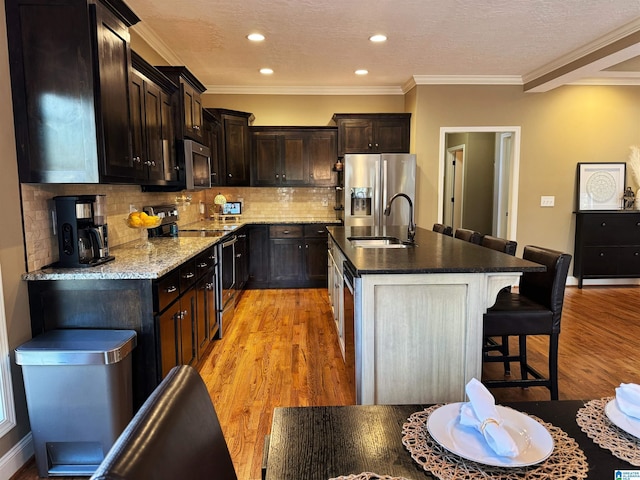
[{"x1": 183, "y1": 139, "x2": 211, "y2": 190}]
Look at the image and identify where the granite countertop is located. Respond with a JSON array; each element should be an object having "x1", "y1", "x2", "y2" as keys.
[
  {"x1": 327, "y1": 225, "x2": 545, "y2": 275},
  {"x1": 23, "y1": 237, "x2": 219, "y2": 281},
  {"x1": 25, "y1": 217, "x2": 342, "y2": 281}
]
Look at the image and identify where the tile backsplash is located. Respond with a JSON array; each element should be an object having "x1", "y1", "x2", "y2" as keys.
[{"x1": 21, "y1": 184, "x2": 336, "y2": 272}]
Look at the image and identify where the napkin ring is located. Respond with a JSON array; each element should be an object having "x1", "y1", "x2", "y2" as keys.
[{"x1": 480, "y1": 418, "x2": 500, "y2": 433}]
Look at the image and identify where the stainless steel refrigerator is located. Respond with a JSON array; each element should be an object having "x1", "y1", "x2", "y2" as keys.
[{"x1": 344, "y1": 153, "x2": 416, "y2": 228}]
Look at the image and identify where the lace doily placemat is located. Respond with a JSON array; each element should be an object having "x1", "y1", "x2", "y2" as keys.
[
  {"x1": 576, "y1": 396, "x2": 640, "y2": 466},
  {"x1": 329, "y1": 474, "x2": 411, "y2": 480},
  {"x1": 402, "y1": 405, "x2": 589, "y2": 480}
]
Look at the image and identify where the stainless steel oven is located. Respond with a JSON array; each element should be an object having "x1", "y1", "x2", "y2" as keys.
[
  {"x1": 343, "y1": 261, "x2": 357, "y2": 402},
  {"x1": 218, "y1": 235, "x2": 237, "y2": 337}
]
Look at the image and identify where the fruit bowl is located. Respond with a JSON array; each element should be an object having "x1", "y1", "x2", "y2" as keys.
[
  {"x1": 126, "y1": 212, "x2": 162, "y2": 229},
  {"x1": 126, "y1": 212, "x2": 162, "y2": 248}
]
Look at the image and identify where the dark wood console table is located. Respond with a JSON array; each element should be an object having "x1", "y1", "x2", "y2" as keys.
[{"x1": 574, "y1": 211, "x2": 640, "y2": 288}]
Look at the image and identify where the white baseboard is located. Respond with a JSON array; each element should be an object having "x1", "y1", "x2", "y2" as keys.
[
  {"x1": 566, "y1": 276, "x2": 640, "y2": 287},
  {"x1": 0, "y1": 433, "x2": 33, "y2": 480}
]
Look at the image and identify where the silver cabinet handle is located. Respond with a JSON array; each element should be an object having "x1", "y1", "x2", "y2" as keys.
[
  {"x1": 166, "y1": 285, "x2": 177, "y2": 293},
  {"x1": 183, "y1": 272, "x2": 195, "y2": 279}
]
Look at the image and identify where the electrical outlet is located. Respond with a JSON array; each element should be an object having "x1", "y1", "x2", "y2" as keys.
[
  {"x1": 321, "y1": 198, "x2": 329, "y2": 207},
  {"x1": 129, "y1": 204, "x2": 137, "y2": 213},
  {"x1": 540, "y1": 196, "x2": 555, "y2": 207}
]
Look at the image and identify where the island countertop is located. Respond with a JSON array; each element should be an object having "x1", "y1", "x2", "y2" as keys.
[{"x1": 327, "y1": 225, "x2": 545, "y2": 275}]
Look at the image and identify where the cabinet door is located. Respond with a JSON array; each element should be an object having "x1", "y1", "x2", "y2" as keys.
[
  {"x1": 224, "y1": 117, "x2": 250, "y2": 185},
  {"x1": 248, "y1": 225, "x2": 270, "y2": 287},
  {"x1": 6, "y1": 0, "x2": 101, "y2": 183},
  {"x1": 143, "y1": 80, "x2": 164, "y2": 180},
  {"x1": 182, "y1": 82, "x2": 203, "y2": 141},
  {"x1": 195, "y1": 276, "x2": 208, "y2": 359},
  {"x1": 582, "y1": 247, "x2": 619, "y2": 276},
  {"x1": 339, "y1": 119, "x2": 373, "y2": 155},
  {"x1": 179, "y1": 288, "x2": 197, "y2": 366},
  {"x1": 373, "y1": 119, "x2": 410, "y2": 153},
  {"x1": 128, "y1": 69, "x2": 147, "y2": 178},
  {"x1": 203, "y1": 113, "x2": 221, "y2": 185},
  {"x1": 160, "y1": 90, "x2": 179, "y2": 183},
  {"x1": 305, "y1": 237, "x2": 329, "y2": 284},
  {"x1": 94, "y1": 3, "x2": 133, "y2": 181},
  {"x1": 270, "y1": 239, "x2": 304, "y2": 283},
  {"x1": 235, "y1": 231, "x2": 248, "y2": 290},
  {"x1": 253, "y1": 134, "x2": 280, "y2": 186},
  {"x1": 157, "y1": 301, "x2": 180, "y2": 379},
  {"x1": 282, "y1": 134, "x2": 307, "y2": 185},
  {"x1": 308, "y1": 131, "x2": 337, "y2": 185}
]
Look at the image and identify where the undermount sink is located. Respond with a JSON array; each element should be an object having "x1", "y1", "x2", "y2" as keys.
[{"x1": 348, "y1": 236, "x2": 415, "y2": 248}]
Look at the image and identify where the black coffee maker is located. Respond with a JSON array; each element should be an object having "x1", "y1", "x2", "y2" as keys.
[{"x1": 53, "y1": 195, "x2": 115, "y2": 268}]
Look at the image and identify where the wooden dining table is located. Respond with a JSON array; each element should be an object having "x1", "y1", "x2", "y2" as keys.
[{"x1": 264, "y1": 400, "x2": 633, "y2": 479}]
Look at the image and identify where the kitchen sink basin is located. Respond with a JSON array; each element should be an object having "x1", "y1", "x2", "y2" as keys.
[{"x1": 348, "y1": 236, "x2": 414, "y2": 248}]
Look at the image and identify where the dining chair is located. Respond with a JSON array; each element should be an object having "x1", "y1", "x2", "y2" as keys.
[
  {"x1": 482, "y1": 245, "x2": 571, "y2": 400},
  {"x1": 90, "y1": 365, "x2": 237, "y2": 480},
  {"x1": 432, "y1": 223, "x2": 453, "y2": 236},
  {"x1": 480, "y1": 235, "x2": 518, "y2": 374},
  {"x1": 454, "y1": 227, "x2": 483, "y2": 244}
]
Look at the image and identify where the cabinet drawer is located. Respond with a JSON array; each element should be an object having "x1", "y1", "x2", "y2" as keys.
[
  {"x1": 618, "y1": 246, "x2": 640, "y2": 275},
  {"x1": 304, "y1": 224, "x2": 328, "y2": 238},
  {"x1": 582, "y1": 247, "x2": 619, "y2": 275},
  {"x1": 194, "y1": 247, "x2": 216, "y2": 277},
  {"x1": 179, "y1": 258, "x2": 197, "y2": 291},
  {"x1": 155, "y1": 269, "x2": 180, "y2": 312},
  {"x1": 270, "y1": 225, "x2": 303, "y2": 238},
  {"x1": 580, "y1": 214, "x2": 640, "y2": 245}
]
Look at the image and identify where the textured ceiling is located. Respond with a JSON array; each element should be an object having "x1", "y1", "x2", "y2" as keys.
[{"x1": 126, "y1": 0, "x2": 640, "y2": 93}]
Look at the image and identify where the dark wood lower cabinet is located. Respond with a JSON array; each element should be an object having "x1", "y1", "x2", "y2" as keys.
[{"x1": 246, "y1": 223, "x2": 329, "y2": 289}]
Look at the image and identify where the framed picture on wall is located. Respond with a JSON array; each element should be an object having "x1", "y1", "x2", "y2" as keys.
[{"x1": 576, "y1": 162, "x2": 626, "y2": 210}]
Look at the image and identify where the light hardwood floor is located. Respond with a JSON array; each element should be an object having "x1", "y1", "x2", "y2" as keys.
[{"x1": 12, "y1": 285, "x2": 640, "y2": 480}]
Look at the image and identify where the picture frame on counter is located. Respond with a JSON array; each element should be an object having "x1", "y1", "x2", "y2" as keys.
[{"x1": 576, "y1": 162, "x2": 626, "y2": 211}]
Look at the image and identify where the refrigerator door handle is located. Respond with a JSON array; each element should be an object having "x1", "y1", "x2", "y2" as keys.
[
  {"x1": 374, "y1": 157, "x2": 382, "y2": 228},
  {"x1": 381, "y1": 158, "x2": 388, "y2": 227}
]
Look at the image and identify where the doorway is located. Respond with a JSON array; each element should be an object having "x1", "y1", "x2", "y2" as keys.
[{"x1": 438, "y1": 127, "x2": 521, "y2": 239}]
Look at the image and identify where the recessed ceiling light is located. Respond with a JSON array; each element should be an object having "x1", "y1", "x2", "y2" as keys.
[
  {"x1": 355, "y1": 69, "x2": 368, "y2": 75},
  {"x1": 369, "y1": 34, "x2": 387, "y2": 43},
  {"x1": 247, "y1": 33, "x2": 265, "y2": 42},
  {"x1": 260, "y1": 68, "x2": 274, "y2": 75}
]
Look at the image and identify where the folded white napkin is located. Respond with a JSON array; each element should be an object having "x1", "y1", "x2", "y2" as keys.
[
  {"x1": 458, "y1": 378, "x2": 519, "y2": 457},
  {"x1": 615, "y1": 383, "x2": 640, "y2": 420}
]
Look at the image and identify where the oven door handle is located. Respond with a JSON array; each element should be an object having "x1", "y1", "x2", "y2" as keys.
[{"x1": 222, "y1": 235, "x2": 237, "y2": 248}]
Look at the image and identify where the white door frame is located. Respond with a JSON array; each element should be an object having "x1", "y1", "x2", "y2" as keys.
[
  {"x1": 438, "y1": 126, "x2": 521, "y2": 240},
  {"x1": 444, "y1": 145, "x2": 465, "y2": 229}
]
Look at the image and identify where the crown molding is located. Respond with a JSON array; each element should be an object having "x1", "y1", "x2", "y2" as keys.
[
  {"x1": 131, "y1": 23, "x2": 183, "y2": 66},
  {"x1": 202, "y1": 85, "x2": 405, "y2": 95},
  {"x1": 411, "y1": 75, "x2": 523, "y2": 86}
]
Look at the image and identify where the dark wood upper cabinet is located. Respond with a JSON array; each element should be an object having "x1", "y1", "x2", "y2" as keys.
[
  {"x1": 332, "y1": 113, "x2": 411, "y2": 157},
  {"x1": 202, "y1": 109, "x2": 221, "y2": 186},
  {"x1": 206, "y1": 109, "x2": 254, "y2": 186},
  {"x1": 250, "y1": 127, "x2": 337, "y2": 187},
  {"x1": 6, "y1": 0, "x2": 140, "y2": 183},
  {"x1": 130, "y1": 51, "x2": 179, "y2": 187},
  {"x1": 155, "y1": 67, "x2": 206, "y2": 143}
]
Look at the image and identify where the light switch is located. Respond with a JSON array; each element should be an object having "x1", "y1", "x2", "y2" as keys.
[{"x1": 540, "y1": 196, "x2": 555, "y2": 207}]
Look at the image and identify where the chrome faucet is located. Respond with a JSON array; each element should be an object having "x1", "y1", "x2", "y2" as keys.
[{"x1": 384, "y1": 193, "x2": 416, "y2": 243}]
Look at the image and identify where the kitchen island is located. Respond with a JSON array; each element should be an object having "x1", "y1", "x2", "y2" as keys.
[{"x1": 327, "y1": 225, "x2": 544, "y2": 405}]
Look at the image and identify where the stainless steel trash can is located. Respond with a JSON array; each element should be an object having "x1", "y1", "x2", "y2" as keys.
[{"x1": 15, "y1": 329, "x2": 137, "y2": 477}]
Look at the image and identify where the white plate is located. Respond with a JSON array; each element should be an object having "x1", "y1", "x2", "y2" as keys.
[
  {"x1": 426, "y1": 402, "x2": 554, "y2": 467},
  {"x1": 605, "y1": 399, "x2": 640, "y2": 439}
]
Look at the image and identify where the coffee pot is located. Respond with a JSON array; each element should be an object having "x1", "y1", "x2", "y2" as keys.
[{"x1": 53, "y1": 195, "x2": 115, "y2": 268}]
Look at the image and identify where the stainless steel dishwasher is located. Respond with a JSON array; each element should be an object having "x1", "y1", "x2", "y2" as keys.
[{"x1": 343, "y1": 261, "x2": 357, "y2": 401}]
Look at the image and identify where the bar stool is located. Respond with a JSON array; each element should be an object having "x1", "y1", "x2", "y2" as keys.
[
  {"x1": 454, "y1": 228, "x2": 483, "y2": 244},
  {"x1": 480, "y1": 235, "x2": 518, "y2": 373},
  {"x1": 432, "y1": 223, "x2": 453, "y2": 236},
  {"x1": 482, "y1": 245, "x2": 571, "y2": 400}
]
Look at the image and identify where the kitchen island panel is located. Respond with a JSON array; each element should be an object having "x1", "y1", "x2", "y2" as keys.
[{"x1": 358, "y1": 272, "x2": 519, "y2": 404}]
